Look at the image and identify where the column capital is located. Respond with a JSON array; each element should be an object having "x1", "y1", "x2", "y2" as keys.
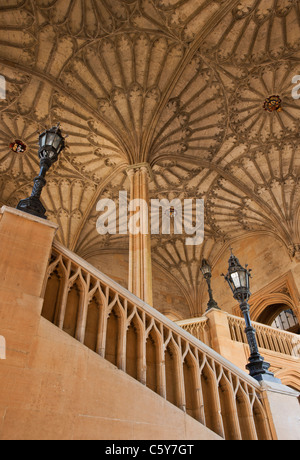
[{"x1": 126, "y1": 163, "x2": 154, "y2": 182}]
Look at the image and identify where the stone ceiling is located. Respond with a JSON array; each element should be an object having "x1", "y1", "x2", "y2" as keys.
[{"x1": 0, "y1": 0, "x2": 300, "y2": 315}]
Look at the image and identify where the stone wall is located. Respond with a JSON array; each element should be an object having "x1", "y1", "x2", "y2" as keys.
[{"x1": 0, "y1": 315, "x2": 221, "y2": 440}]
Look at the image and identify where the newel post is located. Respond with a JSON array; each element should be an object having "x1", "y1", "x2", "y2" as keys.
[{"x1": 0, "y1": 206, "x2": 58, "y2": 366}]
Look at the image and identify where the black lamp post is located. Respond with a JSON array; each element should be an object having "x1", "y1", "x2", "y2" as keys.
[
  {"x1": 222, "y1": 249, "x2": 281, "y2": 384},
  {"x1": 17, "y1": 123, "x2": 66, "y2": 220},
  {"x1": 201, "y1": 259, "x2": 221, "y2": 312}
]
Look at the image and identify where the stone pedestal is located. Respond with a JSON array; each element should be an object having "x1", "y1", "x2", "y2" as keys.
[
  {"x1": 204, "y1": 308, "x2": 246, "y2": 370},
  {"x1": 260, "y1": 381, "x2": 300, "y2": 440},
  {"x1": 0, "y1": 206, "x2": 58, "y2": 367}
]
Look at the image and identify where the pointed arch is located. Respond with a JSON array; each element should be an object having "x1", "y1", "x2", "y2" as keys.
[
  {"x1": 217, "y1": 370, "x2": 241, "y2": 440},
  {"x1": 126, "y1": 309, "x2": 145, "y2": 383},
  {"x1": 200, "y1": 358, "x2": 224, "y2": 438},
  {"x1": 105, "y1": 295, "x2": 126, "y2": 369},
  {"x1": 84, "y1": 285, "x2": 106, "y2": 353},
  {"x1": 182, "y1": 347, "x2": 201, "y2": 422},
  {"x1": 42, "y1": 254, "x2": 70, "y2": 325},
  {"x1": 275, "y1": 369, "x2": 300, "y2": 392},
  {"x1": 62, "y1": 270, "x2": 87, "y2": 339},
  {"x1": 164, "y1": 336, "x2": 183, "y2": 410},
  {"x1": 146, "y1": 323, "x2": 164, "y2": 396},
  {"x1": 235, "y1": 383, "x2": 257, "y2": 440},
  {"x1": 252, "y1": 394, "x2": 272, "y2": 441}
]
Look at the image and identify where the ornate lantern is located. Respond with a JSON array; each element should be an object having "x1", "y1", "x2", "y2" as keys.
[
  {"x1": 17, "y1": 123, "x2": 66, "y2": 219},
  {"x1": 222, "y1": 250, "x2": 281, "y2": 383},
  {"x1": 201, "y1": 259, "x2": 220, "y2": 312},
  {"x1": 223, "y1": 250, "x2": 251, "y2": 302},
  {"x1": 38, "y1": 123, "x2": 66, "y2": 163}
]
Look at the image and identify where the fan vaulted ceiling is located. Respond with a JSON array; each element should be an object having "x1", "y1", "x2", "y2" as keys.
[{"x1": 0, "y1": 0, "x2": 300, "y2": 315}]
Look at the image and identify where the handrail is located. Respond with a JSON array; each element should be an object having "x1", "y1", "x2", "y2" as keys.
[
  {"x1": 50, "y1": 241, "x2": 262, "y2": 386},
  {"x1": 41, "y1": 240, "x2": 274, "y2": 440}
]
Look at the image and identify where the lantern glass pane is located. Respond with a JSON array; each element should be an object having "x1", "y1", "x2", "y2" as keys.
[
  {"x1": 231, "y1": 272, "x2": 241, "y2": 289},
  {"x1": 52, "y1": 134, "x2": 61, "y2": 150},
  {"x1": 201, "y1": 261, "x2": 211, "y2": 275},
  {"x1": 39, "y1": 134, "x2": 47, "y2": 148},
  {"x1": 46, "y1": 132, "x2": 56, "y2": 146},
  {"x1": 239, "y1": 270, "x2": 247, "y2": 289}
]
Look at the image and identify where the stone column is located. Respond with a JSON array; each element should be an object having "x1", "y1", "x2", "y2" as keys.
[{"x1": 127, "y1": 163, "x2": 153, "y2": 306}]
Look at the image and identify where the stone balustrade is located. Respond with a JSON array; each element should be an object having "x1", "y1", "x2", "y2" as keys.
[
  {"x1": 227, "y1": 314, "x2": 300, "y2": 358},
  {"x1": 178, "y1": 308, "x2": 300, "y2": 390},
  {"x1": 41, "y1": 241, "x2": 275, "y2": 440},
  {"x1": 178, "y1": 314, "x2": 300, "y2": 359},
  {"x1": 176, "y1": 317, "x2": 211, "y2": 347}
]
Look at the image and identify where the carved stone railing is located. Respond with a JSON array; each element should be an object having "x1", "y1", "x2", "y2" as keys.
[
  {"x1": 41, "y1": 241, "x2": 275, "y2": 440},
  {"x1": 227, "y1": 314, "x2": 300, "y2": 358},
  {"x1": 176, "y1": 317, "x2": 211, "y2": 347}
]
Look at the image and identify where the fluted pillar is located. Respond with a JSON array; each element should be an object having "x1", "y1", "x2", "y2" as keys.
[{"x1": 127, "y1": 163, "x2": 153, "y2": 306}]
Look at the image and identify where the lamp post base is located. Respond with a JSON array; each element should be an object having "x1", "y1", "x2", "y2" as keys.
[
  {"x1": 17, "y1": 197, "x2": 47, "y2": 220},
  {"x1": 242, "y1": 313, "x2": 282, "y2": 384},
  {"x1": 204, "y1": 275, "x2": 221, "y2": 312},
  {"x1": 206, "y1": 300, "x2": 221, "y2": 312},
  {"x1": 246, "y1": 353, "x2": 281, "y2": 384}
]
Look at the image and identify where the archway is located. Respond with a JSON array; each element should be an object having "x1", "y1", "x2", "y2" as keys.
[
  {"x1": 256, "y1": 303, "x2": 299, "y2": 334},
  {"x1": 250, "y1": 290, "x2": 300, "y2": 335}
]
